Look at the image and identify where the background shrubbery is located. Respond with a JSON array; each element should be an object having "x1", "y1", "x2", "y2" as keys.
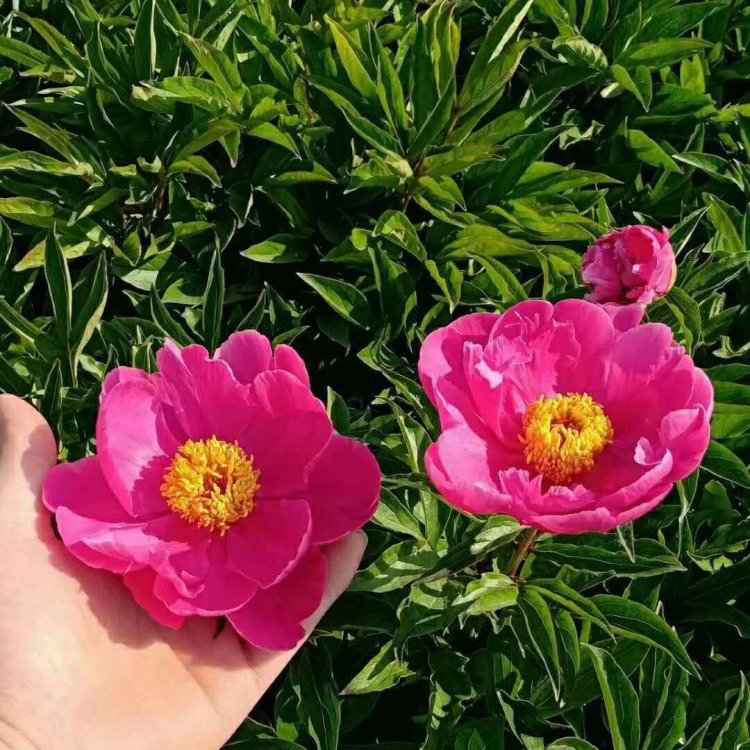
[{"x1": 2, "y1": 0, "x2": 750, "y2": 746}]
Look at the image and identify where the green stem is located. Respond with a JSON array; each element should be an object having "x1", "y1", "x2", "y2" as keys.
[{"x1": 506, "y1": 527, "x2": 540, "y2": 578}]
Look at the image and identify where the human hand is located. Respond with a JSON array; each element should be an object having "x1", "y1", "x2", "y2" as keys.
[{"x1": 0, "y1": 395, "x2": 366, "y2": 750}]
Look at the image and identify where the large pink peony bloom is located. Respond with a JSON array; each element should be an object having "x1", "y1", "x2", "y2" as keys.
[
  {"x1": 582, "y1": 225, "x2": 677, "y2": 305},
  {"x1": 419, "y1": 300, "x2": 712, "y2": 534},
  {"x1": 43, "y1": 333, "x2": 381, "y2": 650}
]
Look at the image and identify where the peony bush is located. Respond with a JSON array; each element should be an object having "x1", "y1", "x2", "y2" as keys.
[{"x1": 2, "y1": 0, "x2": 750, "y2": 747}]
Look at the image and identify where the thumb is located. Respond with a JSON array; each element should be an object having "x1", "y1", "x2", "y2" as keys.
[{"x1": 0, "y1": 394, "x2": 58, "y2": 531}]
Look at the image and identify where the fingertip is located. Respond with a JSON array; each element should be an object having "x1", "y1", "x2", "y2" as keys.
[
  {"x1": 325, "y1": 530, "x2": 368, "y2": 573},
  {"x1": 0, "y1": 394, "x2": 58, "y2": 492}
]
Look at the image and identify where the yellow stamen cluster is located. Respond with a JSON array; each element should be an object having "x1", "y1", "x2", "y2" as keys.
[
  {"x1": 520, "y1": 393, "x2": 613, "y2": 485},
  {"x1": 161, "y1": 437, "x2": 260, "y2": 534}
]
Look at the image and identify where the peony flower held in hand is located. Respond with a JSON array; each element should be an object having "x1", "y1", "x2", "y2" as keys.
[
  {"x1": 582, "y1": 225, "x2": 677, "y2": 306},
  {"x1": 419, "y1": 300, "x2": 712, "y2": 534},
  {"x1": 43, "y1": 333, "x2": 381, "y2": 650}
]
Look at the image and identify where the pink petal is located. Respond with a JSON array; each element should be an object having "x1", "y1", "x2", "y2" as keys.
[
  {"x1": 273, "y1": 345, "x2": 311, "y2": 388},
  {"x1": 531, "y1": 506, "x2": 617, "y2": 534},
  {"x1": 489, "y1": 300, "x2": 554, "y2": 341},
  {"x1": 96, "y1": 380, "x2": 176, "y2": 516},
  {"x1": 609, "y1": 487, "x2": 672, "y2": 528},
  {"x1": 228, "y1": 546, "x2": 327, "y2": 651},
  {"x1": 418, "y1": 313, "x2": 499, "y2": 428},
  {"x1": 54, "y1": 510, "x2": 196, "y2": 575},
  {"x1": 600, "y1": 303, "x2": 646, "y2": 332},
  {"x1": 496, "y1": 468, "x2": 596, "y2": 520},
  {"x1": 659, "y1": 408, "x2": 711, "y2": 481},
  {"x1": 302, "y1": 435, "x2": 381, "y2": 544},
  {"x1": 239, "y1": 370, "x2": 332, "y2": 498},
  {"x1": 227, "y1": 499, "x2": 312, "y2": 588},
  {"x1": 123, "y1": 568, "x2": 186, "y2": 629},
  {"x1": 156, "y1": 342, "x2": 253, "y2": 441},
  {"x1": 154, "y1": 540, "x2": 258, "y2": 616},
  {"x1": 451, "y1": 312, "x2": 501, "y2": 339},
  {"x1": 692, "y1": 368, "x2": 715, "y2": 417},
  {"x1": 597, "y1": 447, "x2": 674, "y2": 513},
  {"x1": 43, "y1": 456, "x2": 133, "y2": 520},
  {"x1": 216, "y1": 331, "x2": 273, "y2": 384},
  {"x1": 552, "y1": 299, "x2": 614, "y2": 396},
  {"x1": 604, "y1": 323, "x2": 676, "y2": 410},
  {"x1": 425, "y1": 426, "x2": 513, "y2": 515},
  {"x1": 101, "y1": 367, "x2": 151, "y2": 399}
]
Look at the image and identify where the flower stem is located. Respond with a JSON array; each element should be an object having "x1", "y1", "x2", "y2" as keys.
[{"x1": 506, "y1": 527, "x2": 540, "y2": 578}]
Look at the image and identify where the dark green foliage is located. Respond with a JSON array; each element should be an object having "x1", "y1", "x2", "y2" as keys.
[{"x1": 1, "y1": 0, "x2": 750, "y2": 746}]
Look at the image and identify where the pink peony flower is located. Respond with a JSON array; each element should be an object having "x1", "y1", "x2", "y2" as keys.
[
  {"x1": 582, "y1": 225, "x2": 677, "y2": 305},
  {"x1": 43, "y1": 333, "x2": 381, "y2": 650},
  {"x1": 418, "y1": 300, "x2": 712, "y2": 534}
]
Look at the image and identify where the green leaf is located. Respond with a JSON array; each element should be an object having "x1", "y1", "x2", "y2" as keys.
[
  {"x1": 202, "y1": 246, "x2": 225, "y2": 352},
  {"x1": 0, "y1": 297, "x2": 42, "y2": 343},
  {"x1": 592, "y1": 596, "x2": 697, "y2": 677},
  {"x1": 0, "y1": 217, "x2": 10, "y2": 268},
  {"x1": 326, "y1": 17, "x2": 378, "y2": 100},
  {"x1": 702, "y1": 440, "x2": 750, "y2": 488},
  {"x1": 425, "y1": 260, "x2": 462, "y2": 312},
  {"x1": 640, "y1": 652, "x2": 689, "y2": 750},
  {"x1": 70, "y1": 254, "x2": 107, "y2": 362},
  {"x1": 44, "y1": 229, "x2": 73, "y2": 348},
  {"x1": 453, "y1": 572, "x2": 518, "y2": 616},
  {"x1": 180, "y1": 33, "x2": 246, "y2": 112},
  {"x1": 0, "y1": 197, "x2": 63, "y2": 228},
  {"x1": 409, "y1": 78, "x2": 456, "y2": 158},
  {"x1": 373, "y1": 211, "x2": 426, "y2": 261},
  {"x1": 704, "y1": 194, "x2": 745, "y2": 254},
  {"x1": 308, "y1": 76, "x2": 401, "y2": 155},
  {"x1": 372, "y1": 28, "x2": 408, "y2": 132},
  {"x1": 173, "y1": 119, "x2": 242, "y2": 162},
  {"x1": 536, "y1": 536, "x2": 684, "y2": 577},
  {"x1": 527, "y1": 579, "x2": 612, "y2": 636},
  {"x1": 0, "y1": 36, "x2": 52, "y2": 68},
  {"x1": 476, "y1": 256, "x2": 528, "y2": 303},
  {"x1": 673, "y1": 152, "x2": 742, "y2": 187},
  {"x1": 422, "y1": 145, "x2": 499, "y2": 178},
  {"x1": 0, "y1": 150, "x2": 93, "y2": 178},
  {"x1": 665, "y1": 286, "x2": 702, "y2": 351},
  {"x1": 616, "y1": 39, "x2": 713, "y2": 69},
  {"x1": 688, "y1": 555, "x2": 750, "y2": 606},
  {"x1": 583, "y1": 644, "x2": 641, "y2": 750},
  {"x1": 711, "y1": 674, "x2": 750, "y2": 750},
  {"x1": 149, "y1": 286, "x2": 194, "y2": 347},
  {"x1": 341, "y1": 641, "x2": 414, "y2": 695},
  {"x1": 442, "y1": 224, "x2": 534, "y2": 261},
  {"x1": 369, "y1": 247, "x2": 415, "y2": 334},
  {"x1": 518, "y1": 587, "x2": 561, "y2": 700},
  {"x1": 611, "y1": 64, "x2": 652, "y2": 110},
  {"x1": 242, "y1": 234, "x2": 310, "y2": 264},
  {"x1": 0, "y1": 355, "x2": 29, "y2": 395},
  {"x1": 478, "y1": 128, "x2": 563, "y2": 200},
  {"x1": 39, "y1": 359, "x2": 63, "y2": 431},
  {"x1": 169, "y1": 155, "x2": 221, "y2": 187},
  {"x1": 461, "y1": 0, "x2": 533, "y2": 104},
  {"x1": 351, "y1": 541, "x2": 441, "y2": 593},
  {"x1": 133, "y1": 0, "x2": 157, "y2": 80},
  {"x1": 625, "y1": 129, "x2": 681, "y2": 172},
  {"x1": 289, "y1": 647, "x2": 341, "y2": 750},
  {"x1": 298, "y1": 273, "x2": 373, "y2": 328},
  {"x1": 712, "y1": 403, "x2": 750, "y2": 439},
  {"x1": 11, "y1": 107, "x2": 89, "y2": 170},
  {"x1": 548, "y1": 740, "x2": 600, "y2": 750}
]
